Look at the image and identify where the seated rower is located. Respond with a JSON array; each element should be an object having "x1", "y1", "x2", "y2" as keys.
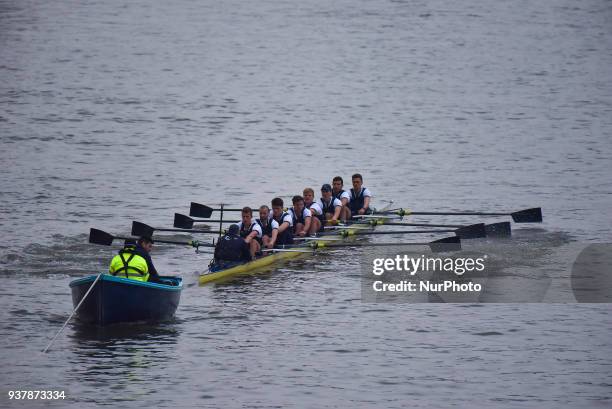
[
  {"x1": 302, "y1": 187, "x2": 322, "y2": 233},
  {"x1": 288, "y1": 195, "x2": 313, "y2": 237},
  {"x1": 271, "y1": 197, "x2": 294, "y2": 246},
  {"x1": 318, "y1": 184, "x2": 342, "y2": 227},
  {"x1": 332, "y1": 175, "x2": 352, "y2": 222},
  {"x1": 349, "y1": 173, "x2": 372, "y2": 217},
  {"x1": 256, "y1": 205, "x2": 279, "y2": 250},
  {"x1": 109, "y1": 236, "x2": 163, "y2": 283},
  {"x1": 236, "y1": 206, "x2": 262, "y2": 258},
  {"x1": 214, "y1": 224, "x2": 252, "y2": 263}
]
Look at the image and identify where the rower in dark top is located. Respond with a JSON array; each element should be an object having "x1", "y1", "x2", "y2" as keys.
[
  {"x1": 349, "y1": 173, "x2": 372, "y2": 216},
  {"x1": 236, "y1": 206, "x2": 262, "y2": 258},
  {"x1": 271, "y1": 197, "x2": 294, "y2": 246},
  {"x1": 288, "y1": 195, "x2": 313, "y2": 237},
  {"x1": 317, "y1": 184, "x2": 342, "y2": 228},
  {"x1": 256, "y1": 205, "x2": 279, "y2": 250},
  {"x1": 214, "y1": 224, "x2": 252, "y2": 263},
  {"x1": 332, "y1": 176, "x2": 351, "y2": 222}
]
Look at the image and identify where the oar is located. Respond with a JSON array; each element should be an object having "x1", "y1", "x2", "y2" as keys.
[
  {"x1": 190, "y1": 202, "x2": 246, "y2": 218},
  {"x1": 377, "y1": 207, "x2": 542, "y2": 223},
  {"x1": 336, "y1": 228, "x2": 480, "y2": 239},
  {"x1": 361, "y1": 219, "x2": 508, "y2": 238},
  {"x1": 261, "y1": 248, "x2": 316, "y2": 253},
  {"x1": 343, "y1": 219, "x2": 490, "y2": 239},
  {"x1": 89, "y1": 228, "x2": 213, "y2": 248},
  {"x1": 132, "y1": 221, "x2": 215, "y2": 237},
  {"x1": 174, "y1": 213, "x2": 239, "y2": 229},
  {"x1": 484, "y1": 222, "x2": 512, "y2": 238},
  {"x1": 311, "y1": 236, "x2": 461, "y2": 253},
  {"x1": 293, "y1": 236, "x2": 343, "y2": 242}
]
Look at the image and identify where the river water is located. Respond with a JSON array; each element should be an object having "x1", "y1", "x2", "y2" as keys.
[{"x1": 1, "y1": 0, "x2": 611, "y2": 407}]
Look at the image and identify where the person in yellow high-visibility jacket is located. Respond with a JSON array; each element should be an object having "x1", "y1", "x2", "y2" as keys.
[{"x1": 109, "y1": 236, "x2": 161, "y2": 283}]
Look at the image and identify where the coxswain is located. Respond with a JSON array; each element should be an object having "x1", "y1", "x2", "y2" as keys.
[
  {"x1": 213, "y1": 224, "x2": 252, "y2": 263},
  {"x1": 271, "y1": 197, "x2": 294, "y2": 246},
  {"x1": 302, "y1": 187, "x2": 322, "y2": 233},
  {"x1": 288, "y1": 195, "x2": 313, "y2": 237},
  {"x1": 331, "y1": 176, "x2": 352, "y2": 221},
  {"x1": 236, "y1": 206, "x2": 262, "y2": 258},
  {"x1": 349, "y1": 173, "x2": 372, "y2": 216},
  {"x1": 109, "y1": 236, "x2": 162, "y2": 283},
  {"x1": 256, "y1": 205, "x2": 279, "y2": 250},
  {"x1": 318, "y1": 184, "x2": 342, "y2": 227}
]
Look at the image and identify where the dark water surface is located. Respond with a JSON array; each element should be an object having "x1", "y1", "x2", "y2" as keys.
[{"x1": 1, "y1": 0, "x2": 611, "y2": 407}]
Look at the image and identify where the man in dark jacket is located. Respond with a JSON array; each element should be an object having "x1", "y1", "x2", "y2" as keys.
[{"x1": 214, "y1": 224, "x2": 252, "y2": 262}]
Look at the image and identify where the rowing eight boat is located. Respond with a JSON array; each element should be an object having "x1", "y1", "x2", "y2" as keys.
[{"x1": 198, "y1": 218, "x2": 380, "y2": 285}]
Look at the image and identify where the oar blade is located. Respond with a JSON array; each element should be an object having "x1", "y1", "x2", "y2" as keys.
[
  {"x1": 132, "y1": 221, "x2": 155, "y2": 237},
  {"x1": 190, "y1": 202, "x2": 214, "y2": 218},
  {"x1": 511, "y1": 207, "x2": 542, "y2": 223},
  {"x1": 455, "y1": 223, "x2": 486, "y2": 239},
  {"x1": 485, "y1": 222, "x2": 512, "y2": 238},
  {"x1": 174, "y1": 213, "x2": 195, "y2": 229},
  {"x1": 89, "y1": 228, "x2": 115, "y2": 246},
  {"x1": 428, "y1": 236, "x2": 461, "y2": 253}
]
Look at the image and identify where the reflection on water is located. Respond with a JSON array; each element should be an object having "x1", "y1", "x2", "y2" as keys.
[
  {"x1": 69, "y1": 321, "x2": 180, "y2": 346},
  {"x1": 65, "y1": 322, "x2": 181, "y2": 397}
]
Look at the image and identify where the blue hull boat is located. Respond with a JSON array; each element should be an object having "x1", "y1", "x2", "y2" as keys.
[{"x1": 69, "y1": 274, "x2": 183, "y2": 326}]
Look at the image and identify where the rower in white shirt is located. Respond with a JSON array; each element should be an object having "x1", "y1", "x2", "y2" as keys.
[
  {"x1": 332, "y1": 176, "x2": 352, "y2": 222},
  {"x1": 303, "y1": 187, "x2": 323, "y2": 233},
  {"x1": 256, "y1": 205, "x2": 279, "y2": 251},
  {"x1": 288, "y1": 195, "x2": 313, "y2": 237},
  {"x1": 236, "y1": 206, "x2": 263, "y2": 258}
]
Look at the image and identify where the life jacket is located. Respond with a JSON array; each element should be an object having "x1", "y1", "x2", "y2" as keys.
[
  {"x1": 290, "y1": 207, "x2": 306, "y2": 226},
  {"x1": 256, "y1": 218, "x2": 275, "y2": 237},
  {"x1": 349, "y1": 187, "x2": 368, "y2": 214},
  {"x1": 290, "y1": 208, "x2": 309, "y2": 234},
  {"x1": 109, "y1": 246, "x2": 150, "y2": 282},
  {"x1": 319, "y1": 197, "x2": 337, "y2": 215},
  {"x1": 332, "y1": 189, "x2": 345, "y2": 201},
  {"x1": 273, "y1": 212, "x2": 294, "y2": 246},
  {"x1": 215, "y1": 234, "x2": 249, "y2": 262},
  {"x1": 239, "y1": 221, "x2": 257, "y2": 239}
]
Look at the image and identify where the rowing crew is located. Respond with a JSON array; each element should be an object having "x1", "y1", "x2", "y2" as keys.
[{"x1": 213, "y1": 174, "x2": 372, "y2": 264}]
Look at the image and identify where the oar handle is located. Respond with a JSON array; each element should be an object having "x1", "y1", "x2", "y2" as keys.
[
  {"x1": 383, "y1": 222, "x2": 465, "y2": 228},
  {"x1": 378, "y1": 207, "x2": 542, "y2": 223},
  {"x1": 350, "y1": 229, "x2": 454, "y2": 236},
  {"x1": 155, "y1": 227, "x2": 214, "y2": 234},
  {"x1": 192, "y1": 219, "x2": 240, "y2": 224},
  {"x1": 153, "y1": 238, "x2": 213, "y2": 247},
  {"x1": 411, "y1": 211, "x2": 507, "y2": 216},
  {"x1": 321, "y1": 241, "x2": 432, "y2": 248},
  {"x1": 383, "y1": 210, "x2": 508, "y2": 216}
]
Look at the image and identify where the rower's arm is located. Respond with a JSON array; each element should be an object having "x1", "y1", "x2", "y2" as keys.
[
  {"x1": 340, "y1": 197, "x2": 349, "y2": 206},
  {"x1": 245, "y1": 231, "x2": 258, "y2": 243},
  {"x1": 278, "y1": 221, "x2": 290, "y2": 233},
  {"x1": 332, "y1": 206, "x2": 341, "y2": 221},
  {"x1": 303, "y1": 216, "x2": 311, "y2": 233},
  {"x1": 269, "y1": 229, "x2": 279, "y2": 247},
  {"x1": 363, "y1": 196, "x2": 371, "y2": 211}
]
